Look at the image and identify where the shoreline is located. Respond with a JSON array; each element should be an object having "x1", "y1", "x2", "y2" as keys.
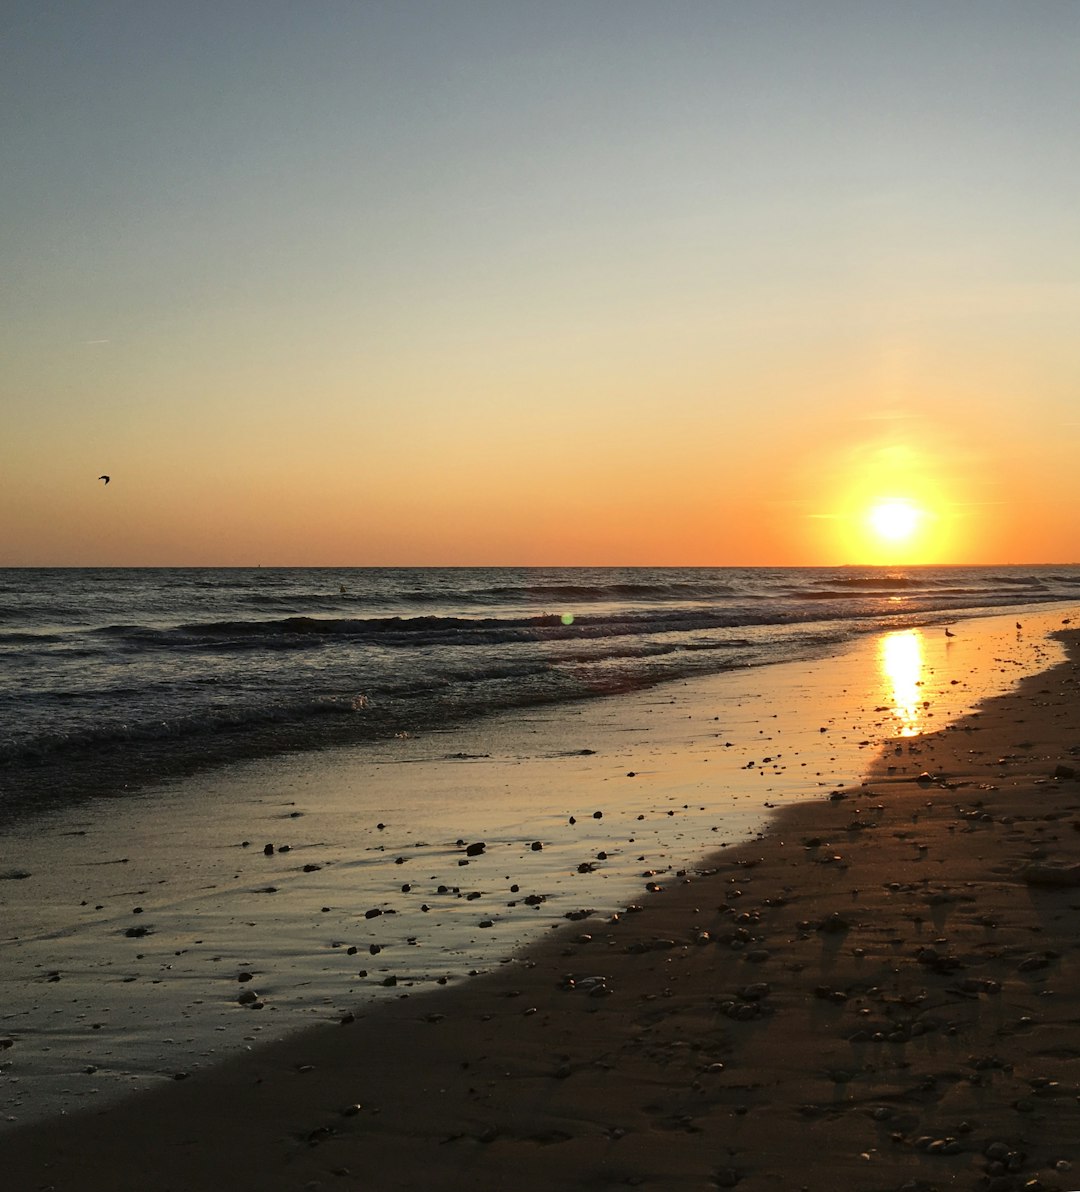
[
  {"x1": 1, "y1": 610, "x2": 1067, "y2": 1133},
  {"x1": 4, "y1": 617, "x2": 1080, "y2": 1189}
]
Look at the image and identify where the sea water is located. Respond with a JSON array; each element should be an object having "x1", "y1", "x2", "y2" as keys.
[{"x1": 3, "y1": 564, "x2": 1080, "y2": 821}]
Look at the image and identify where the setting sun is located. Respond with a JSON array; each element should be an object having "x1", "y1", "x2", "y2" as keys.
[{"x1": 867, "y1": 499, "x2": 922, "y2": 544}]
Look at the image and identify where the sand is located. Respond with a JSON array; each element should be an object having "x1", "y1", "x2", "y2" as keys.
[{"x1": 5, "y1": 623, "x2": 1080, "y2": 1191}]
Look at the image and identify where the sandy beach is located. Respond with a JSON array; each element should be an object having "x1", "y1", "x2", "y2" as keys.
[{"x1": 5, "y1": 618, "x2": 1080, "y2": 1191}]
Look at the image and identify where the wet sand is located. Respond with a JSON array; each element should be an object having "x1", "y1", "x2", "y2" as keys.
[{"x1": 5, "y1": 624, "x2": 1080, "y2": 1190}]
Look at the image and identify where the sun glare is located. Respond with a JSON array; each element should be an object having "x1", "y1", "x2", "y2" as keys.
[
  {"x1": 867, "y1": 499, "x2": 921, "y2": 544},
  {"x1": 879, "y1": 630, "x2": 925, "y2": 736}
]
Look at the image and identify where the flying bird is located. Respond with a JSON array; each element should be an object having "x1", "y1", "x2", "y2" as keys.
[{"x1": 98, "y1": 475, "x2": 110, "y2": 484}]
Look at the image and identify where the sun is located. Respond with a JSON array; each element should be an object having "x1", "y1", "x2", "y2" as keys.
[{"x1": 867, "y1": 499, "x2": 921, "y2": 544}]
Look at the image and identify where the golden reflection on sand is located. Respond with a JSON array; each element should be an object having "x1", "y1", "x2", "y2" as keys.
[{"x1": 880, "y1": 629, "x2": 925, "y2": 736}]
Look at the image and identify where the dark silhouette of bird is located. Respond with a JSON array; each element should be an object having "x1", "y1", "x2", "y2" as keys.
[
  {"x1": 1016, "y1": 621, "x2": 1023, "y2": 631},
  {"x1": 944, "y1": 627, "x2": 956, "y2": 638},
  {"x1": 1063, "y1": 618, "x2": 1072, "y2": 626},
  {"x1": 98, "y1": 475, "x2": 110, "y2": 484}
]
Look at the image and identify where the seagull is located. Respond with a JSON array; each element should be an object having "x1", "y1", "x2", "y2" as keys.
[
  {"x1": 98, "y1": 475, "x2": 110, "y2": 484},
  {"x1": 944, "y1": 627, "x2": 956, "y2": 638}
]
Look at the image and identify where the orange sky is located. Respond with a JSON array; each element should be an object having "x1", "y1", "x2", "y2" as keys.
[{"x1": 3, "y1": 3, "x2": 1079, "y2": 566}]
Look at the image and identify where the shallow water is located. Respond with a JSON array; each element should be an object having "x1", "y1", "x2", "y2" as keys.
[{"x1": 0, "y1": 609, "x2": 1069, "y2": 1129}]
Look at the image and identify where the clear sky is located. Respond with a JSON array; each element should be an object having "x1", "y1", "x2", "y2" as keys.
[{"x1": 3, "y1": 0, "x2": 1078, "y2": 566}]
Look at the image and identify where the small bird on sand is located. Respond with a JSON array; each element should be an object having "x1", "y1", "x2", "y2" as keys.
[
  {"x1": 944, "y1": 627, "x2": 956, "y2": 638},
  {"x1": 1016, "y1": 621, "x2": 1023, "y2": 631},
  {"x1": 98, "y1": 475, "x2": 110, "y2": 484}
]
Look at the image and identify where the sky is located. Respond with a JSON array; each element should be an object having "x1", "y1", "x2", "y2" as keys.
[{"x1": 2, "y1": 0, "x2": 1078, "y2": 567}]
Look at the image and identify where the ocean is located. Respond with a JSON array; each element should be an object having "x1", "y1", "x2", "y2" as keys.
[{"x1": 3, "y1": 564, "x2": 1080, "y2": 823}]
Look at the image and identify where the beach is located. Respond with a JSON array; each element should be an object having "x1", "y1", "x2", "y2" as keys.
[
  {"x1": 8, "y1": 2, "x2": 1080, "y2": 1185},
  {"x1": 4, "y1": 611, "x2": 1080, "y2": 1190}
]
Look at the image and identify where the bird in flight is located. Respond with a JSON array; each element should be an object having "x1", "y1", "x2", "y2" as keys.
[{"x1": 98, "y1": 475, "x2": 110, "y2": 484}]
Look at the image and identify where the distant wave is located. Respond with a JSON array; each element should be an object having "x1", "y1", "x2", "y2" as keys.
[
  {"x1": 76, "y1": 586, "x2": 1079, "y2": 656},
  {"x1": 812, "y1": 574, "x2": 918, "y2": 590},
  {"x1": 239, "y1": 579, "x2": 740, "y2": 607},
  {"x1": 0, "y1": 630, "x2": 69, "y2": 644}
]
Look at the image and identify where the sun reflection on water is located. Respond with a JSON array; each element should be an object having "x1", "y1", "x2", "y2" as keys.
[{"x1": 880, "y1": 630, "x2": 924, "y2": 736}]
